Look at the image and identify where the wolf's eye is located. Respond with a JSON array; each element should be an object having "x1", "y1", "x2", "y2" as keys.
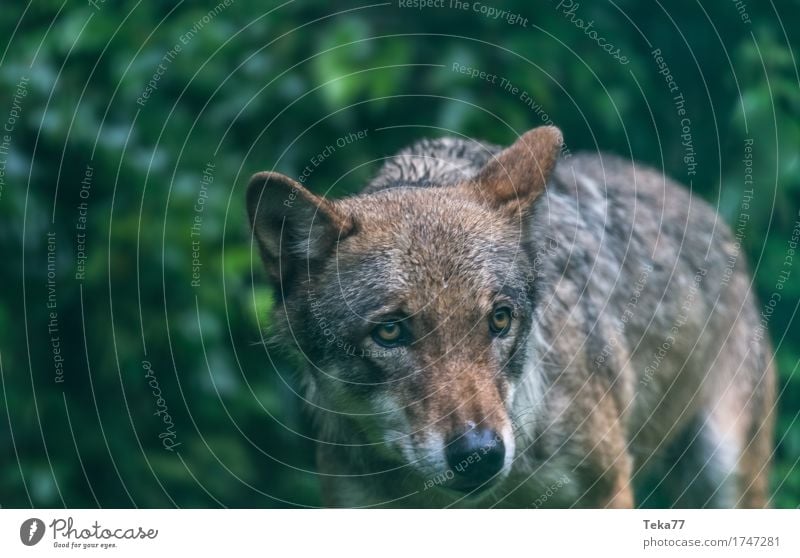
[
  {"x1": 489, "y1": 307, "x2": 513, "y2": 337},
  {"x1": 372, "y1": 321, "x2": 405, "y2": 347}
]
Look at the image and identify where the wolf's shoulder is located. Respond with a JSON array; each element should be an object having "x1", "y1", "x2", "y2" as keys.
[
  {"x1": 549, "y1": 151, "x2": 736, "y2": 271},
  {"x1": 551, "y1": 151, "x2": 710, "y2": 219},
  {"x1": 362, "y1": 136, "x2": 502, "y2": 193},
  {"x1": 553, "y1": 151, "x2": 690, "y2": 198}
]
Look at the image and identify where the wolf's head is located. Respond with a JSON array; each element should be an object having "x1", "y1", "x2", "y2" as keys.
[{"x1": 248, "y1": 126, "x2": 562, "y2": 496}]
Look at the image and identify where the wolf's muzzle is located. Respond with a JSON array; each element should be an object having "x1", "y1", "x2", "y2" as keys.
[{"x1": 444, "y1": 424, "x2": 506, "y2": 491}]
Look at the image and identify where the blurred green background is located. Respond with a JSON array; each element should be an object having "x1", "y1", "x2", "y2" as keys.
[{"x1": 0, "y1": 0, "x2": 798, "y2": 507}]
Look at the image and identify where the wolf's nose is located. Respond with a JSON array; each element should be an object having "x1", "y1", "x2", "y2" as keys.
[{"x1": 445, "y1": 425, "x2": 506, "y2": 487}]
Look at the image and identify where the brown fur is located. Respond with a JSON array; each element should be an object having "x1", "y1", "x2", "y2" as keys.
[{"x1": 247, "y1": 125, "x2": 774, "y2": 508}]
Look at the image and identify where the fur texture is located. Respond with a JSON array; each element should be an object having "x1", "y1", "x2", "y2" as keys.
[{"x1": 247, "y1": 126, "x2": 775, "y2": 508}]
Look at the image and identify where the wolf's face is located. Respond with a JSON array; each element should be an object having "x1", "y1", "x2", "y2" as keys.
[{"x1": 248, "y1": 126, "x2": 562, "y2": 495}]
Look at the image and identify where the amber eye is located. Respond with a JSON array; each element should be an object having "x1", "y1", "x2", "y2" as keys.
[
  {"x1": 372, "y1": 321, "x2": 405, "y2": 347},
  {"x1": 489, "y1": 307, "x2": 513, "y2": 336}
]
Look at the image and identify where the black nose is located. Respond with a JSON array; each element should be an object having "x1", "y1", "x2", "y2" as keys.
[{"x1": 445, "y1": 425, "x2": 506, "y2": 488}]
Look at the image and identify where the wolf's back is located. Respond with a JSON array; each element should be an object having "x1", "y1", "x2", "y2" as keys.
[{"x1": 364, "y1": 137, "x2": 501, "y2": 193}]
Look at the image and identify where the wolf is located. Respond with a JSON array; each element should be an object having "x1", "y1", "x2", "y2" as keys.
[{"x1": 247, "y1": 125, "x2": 775, "y2": 508}]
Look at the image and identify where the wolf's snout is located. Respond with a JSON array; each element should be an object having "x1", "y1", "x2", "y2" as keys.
[{"x1": 445, "y1": 424, "x2": 505, "y2": 489}]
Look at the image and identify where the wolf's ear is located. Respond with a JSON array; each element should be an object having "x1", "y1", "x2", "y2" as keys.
[
  {"x1": 247, "y1": 171, "x2": 353, "y2": 290},
  {"x1": 466, "y1": 125, "x2": 563, "y2": 214}
]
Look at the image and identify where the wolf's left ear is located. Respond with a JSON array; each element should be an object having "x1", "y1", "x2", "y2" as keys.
[
  {"x1": 466, "y1": 125, "x2": 563, "y2": 214},
  {"x1": 247, "y1": 171, "x2": 353, "y2": 290}
]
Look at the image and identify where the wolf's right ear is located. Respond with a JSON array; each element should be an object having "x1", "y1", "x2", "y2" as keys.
[{"x1": 247, "y1": 171, "x2": 353, "y2": 290}]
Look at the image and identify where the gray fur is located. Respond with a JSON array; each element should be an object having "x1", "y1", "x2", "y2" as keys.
[
  {"x1": 251, "y1": 131, "x2": 774, "y2": 508},
  {"x1": 363, "y1": 137, "x2": 501, "y2": 192}
]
